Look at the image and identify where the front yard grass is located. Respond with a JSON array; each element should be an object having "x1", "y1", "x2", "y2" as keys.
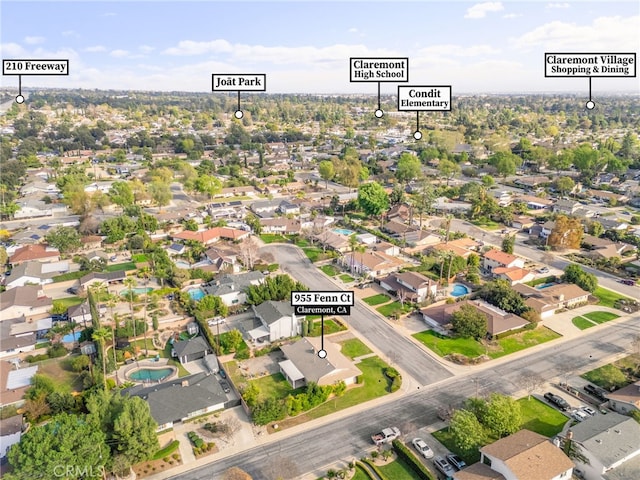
[
  {"x1": 582, "y1": 311, "x2": 619, "y2": 323},
  {"x1": 251, "y1": 372, "x2": 303, "y2": 401},
  {"x1": 413, "y1": 327, "x2": 561, "y2": 361},
  {"x1": 581, "y1": 354, "x2": 640, "y2": 391},
  {"x1": 593, "y1": 287, "x2": 632, "y2": 309},
  {"x1": 302, "y1": 246, "x2": 330, "y2": 263},
  {"x1": 308, "y1": 318, "x2": 347, "y2": 336},
  {"x1": 52, "y1": 270, "x2": 85, "y2": 282},
  {"x1": 376, "y1": 301, "x2": 413, "y2": 317},
  {"x1": 517, "y1": 396, "x2": 568, "y2": 438},
  {"x1": 340, "y1": 338, "x2": 373, "y2": 359},
  {"x1": 363, "y1": 294, "x2": 391, "y2": 306},
  {"x1": 339, "y1": 274, "x2": 355, "y2": 283},
  {"x1": 260, "y1": 234, "x2": 288, "y2": 244},
  {"x1": 320, "y1": 264, "x2": 339, "y2": 277},
  {"x1": 106, "y1": 261, "x2": 137, "y2": 272},
  {"x1": 432, "y1": 428, "x2": 481, "y2": 466},
  {"x1": 377, "y1": 457, "x2": 422, "y2": 480},
  {"x1": 572, "y1": 316, "x2": 597, "y2": 330},
  {"x1": 52, "y1": 296, "x2": 85, "y2": 310}
]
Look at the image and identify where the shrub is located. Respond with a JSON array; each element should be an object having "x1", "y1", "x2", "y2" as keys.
[{"x1": 392, "y1": 440, "x2": 436, "y2": 480}]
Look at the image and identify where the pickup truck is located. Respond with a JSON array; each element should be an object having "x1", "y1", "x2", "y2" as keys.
[{"x1": 371, "y1": 427, "x2": 401, "y2": 445}]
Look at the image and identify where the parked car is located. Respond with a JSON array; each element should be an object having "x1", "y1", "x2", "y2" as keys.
[
  {"x1": 208, "y1": 316, "x2": 225, "y2": 326},
  {"x1": 66, "y1": 286, "x2": 79, "y2": 294},
  {"x1": 544, "y1": 392, "x2": 570, "y2": 411},
  {"x1": 433, "y1": 456, "x2": 456, "y2": 479},
  {"x1": 618, "y1": 279, "x2": 636, "y2": 286},
  {"x1": 218, "y1": 369, "x2": 227, "y2": 379},
  {"x1": 219, "y1": 380, "x2": 230, "y2": 393},
  {"x1": 446, "y1": 453, "x2": 467, "y2": 470},
  {"x1": 537, "y1": 267, "x2": 550, "y2": 274},
  {"x1": 580, "y1": 406, "x2": 597, "y2": 416},
  {"x1": 584, "y1": 383, "x2": 608, "y2": 402},
  {"x1": 571, "y1": 409, "x2": 589, "y2": 422},
  {"x1": 411, "y1": 438, "x2": 434, "y2": 459}
]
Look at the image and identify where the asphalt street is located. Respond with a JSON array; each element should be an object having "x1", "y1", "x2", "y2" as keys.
[{"x1": 260, "y1": 243, "x2": 455, "y2": 387}]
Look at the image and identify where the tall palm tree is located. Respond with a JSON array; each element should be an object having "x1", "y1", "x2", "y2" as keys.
[
  {"x1": 92, "y1": 327, "x2": 112, "y2": 390},
  {"x1": 123, "y1": 277, "x2": 139, "y2": 362}
]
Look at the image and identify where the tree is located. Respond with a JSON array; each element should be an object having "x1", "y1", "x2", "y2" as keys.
[
  {"x1": 501, "y1": 234, "x2": 515, "y2": 254},
  {"x1": 548, "y1": 215, "x2": 583, "y2": 250},
  {"x1": 221, "y1": 329, "x2": 244, "y2": 353},
  {"x1": 554, "y1": 176, "x2": 575, "y2": 197},
  {"x1": 194, "y1": 174, "x2": 222, "y2": 200},
  {"x1": 111, "y1": 396, "x2": 159, "y2": 466},
  {"x1": 7, "y1": 412, "x2": 110, "y2": 480},
  {"x1": 519, "y1": 371, "x2": 545, "y2": 400},
  {"x1": 451, "y1": 304, "x2": 488, "y2": 339},
  {"x1": 148, "y1": 180, "x2": 171, "y2": 211},
  {"x1": 483, "y1": 393, "x2": 522, "y2": 437},
  {"x1": 548, "y1": 150, "x2": 573, "y2": 175},
  {"x1": 109, "y1": 181, "x2": 134, "y2": 208},
  {"x1": 449, "y1": 409, "x2": 486, "y2": 455},
  {"x1": 357, "y1": 182, "x2": 389, "y2": 221},
  {"x1": 239, "y1": 236, "x2": 260, "y2": 269},
  {"x1": 45, "y1": 226, "x2": 82, "y2": 254},
  {"x1": 92, "y1": 327, "x2": 112, "y2": 389},
  {"x1": 479, "y1": 279, "x2": 530, "y2": 315},
  {"x1": 395, "y1": 152, "x2": 421, "y2": 184},
  {"x1": 438, "y1": 159, "x2": 460, "y2": 185},
  {"x1": 318, "y1": 160, "x2": 335, "y2": 189},
  {"x1": 562, "y1": 264, "x2": 598, "y2": 293}
]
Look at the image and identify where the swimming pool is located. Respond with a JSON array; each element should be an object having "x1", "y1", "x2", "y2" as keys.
[
  {"x1": 174, "y1": 260, "x2": 191, "y2": 269},
  {"x1": 120, "y1": 287, "x2": 153, "y2": 296},
  {"x1": 187, "y1": 288, "x2": 205, "y2": 301},
  {"x1": 62, "y1": 331, "x2": 81, "y2": 343},
  {"x1": 333, "y1": 228, "x2": 355, "y2": 236},
  {"x1": 128, "y1": 367, "x2": 175, "y2": 382},
  {"x1": 450, "y1": 283, "x2": 470, "y2": 297},
  {"x1": 536, "y1": 282, "x2": 557, "y2": 290}
]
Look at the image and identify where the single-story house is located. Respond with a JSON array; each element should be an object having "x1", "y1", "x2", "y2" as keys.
[
  {"x1": 8, "y1": 244, "x2": 60, "y2": 267},
  {"x1": 172, "y1": 227, "x2": 250, "y2": 245},
  {"x1": 172, "y1": 336, "x2": 212, "y2": 364},
  {"x1": 0, "y1": 415, "x2": 24, "y2": 460},
  {"x1": 79, "y1": 270, "x2": 127, "y2": 289},
  {"x1": 340, "y1": 250, "x2": 405, "y2": 278},
  {"x1": 203, "y1": 271, "x2": 265, "y2": 306},
  {"x1": 279, "y1": 337, "x2": 362, "y2": 389},
  {"x1": 492, "y1": 266, "x2": 535, "y2": 286},
  {"x1": 0, "y1": 286, "x2": 52, "y2": 321},
  {"x1": 482, "y1": 249, "x2": 525, "y2": 274},
  {"x1": 123, "y1": 372, "x2": 228, "y2": 431},
  {"x1": 0, "y1": 360, "x2": 38, "y2": 407},
  {"x1": 511, "y1": 215, "x2": 536, "y2": 230},
  {"x1": 512, "y1": 283, "x2": 590, "y2": 319},
  {"x1": 2, "y1": 261, "x2": 68, "y2": 289},
  {"x1": 606, "y1": 380, "x2": 640, "y2": 415}
]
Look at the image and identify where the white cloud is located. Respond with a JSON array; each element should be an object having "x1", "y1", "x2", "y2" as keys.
[
  {"x1": 348, "y1": 27, "x2": 358, "y2": 33},
  {"x1": 503, "y1": 13, "x2": 522, "y2": 19},
  {"x1": 61, "y1": 30, "x2": 79, "y2": 38},
  {"x1": 464, "y1": 2, "x2": 504, "y2": 19},
  {"x1": 163, "y1": 39, "x2": 233, "y2": 56},
  {"x1": 110, "y1": 49, "x2": 130, "y2": 58},
  {"x1": 418, "y1": 44, "x2": 500, "y2": 58},
  {"x1": 546, "y1": 3, "x2": 570, "y2": 8},
  {"x1": 513, "y1": 15, "x2": 640, "y2": 50},
  {"x1": 138, "y1": 45, "x2": 155, "y2": 54},
  {"x1": 84, "y1": 45, "x2": 107, "y2": 53},
  {"x1": 24, "y1": 36, "x2": 45, "y2": 45},
  {"x1": 0, "y1": 43, "x2": 27, "y2": 57},
  {"x1": 101, "y1": 12, "x2": 117, "y2": 17}
]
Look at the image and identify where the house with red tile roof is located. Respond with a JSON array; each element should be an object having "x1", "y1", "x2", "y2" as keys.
[
  {"x1": 8, "y1": 244, "x2": 60, "y2": 267},
  {"x1": 482, "y1": 249, "x2": 525, "y2": 274},
  {"x1": 172, "y1": 227, "x2": 250, "y2": 245}
]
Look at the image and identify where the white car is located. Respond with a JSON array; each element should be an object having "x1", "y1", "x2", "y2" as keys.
[
  {"x1": 411, "y1": 438, "x2": 434, "y2": 459},
  {"x1": 580, "y1": 406, "x2": 597, "y2": 416},
  {"x1": 208, "y1": 317, "x2": 225, "y2": 326},
  {"x1": 571, "y1": 409, "x2": 589, "y2": 422}
]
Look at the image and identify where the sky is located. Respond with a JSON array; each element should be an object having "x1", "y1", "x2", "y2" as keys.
[{"x1": 1, "y1": 1, "x2": 639, "y2": 94}]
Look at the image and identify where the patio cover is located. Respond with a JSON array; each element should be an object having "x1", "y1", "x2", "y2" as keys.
[
  {"x1": 279, "y1": 359, "x2": 305, "y2": 386},
  {"x1": 247, "y1": 325, "x2": 270, "y2": 341}
]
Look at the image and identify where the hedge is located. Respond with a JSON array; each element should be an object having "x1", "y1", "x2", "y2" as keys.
[{"x1": 392, "y1": 439, "x2": 437, "y2": 480}]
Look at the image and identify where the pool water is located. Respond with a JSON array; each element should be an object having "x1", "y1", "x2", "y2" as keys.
[
  {"x1": 333, "y1": 228, "x2": 355, "y2": 236},
  {"x1": 121, "y1": 287, "x2": 153, "y2": 296},
  {"x1": 174, "y1": 260, "x2": 191, "y2": 269},
  {"x1": 62, "y1": 331, "x2": 81, "y2": 343},
  {"x1": 450, "y1": 284, "x2": 470, "y2": 297},
  {"x1": 536, "y1": 282, "x2": 557, "y2": 290},
  {"x1": 188, "y1": 288, "x2": 205, "y2": 301},
  {"x1": 129, "y1": 368, "x2": 173, "y2": 382}
]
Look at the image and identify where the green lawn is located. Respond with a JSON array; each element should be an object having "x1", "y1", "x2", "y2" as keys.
[
  {"x1": 581, "y1": 355, "x2": 639, "y2": 390},
  {"x1": 351, "y1": 465, "x2": 373, "y2": 480},
  {"x1": 308, "y1": 318, "x2": 347, "y2": 336},
  {"x1": 260, "y1": 234, "x2": 288, "y2": 244},
  {"x1": 131, "y1": 253, "x2": 149, "y2": 263},
  {"x1": 376, "y1": 301, "x2": 412, "y2": 317},
  {"x1": 363, "y1": 294, "x2": 391, "y2": 306},
  {"x1": 413, "y1": 330, "x2": 486, "y2": 358},
  {"x1": 52, "y1": 296, "x2": 85, "y2": 310},
  {"x1": 320, "y1": 264, "x2": 340, "y2": 277},
  {"x1": 340, "y1": 274, "x2": 355, "y2": 283},
  {"x1": 302, "y1": 246, "x2": 327, "y2": 263},
  {"x1": 471, "y1": 219, "x2": 501, "y2": 230},
  {"x1": 432, "y1": 428, "x2": 481, "y2": 465},
  {"x1": 52, "y1": 270, "x2": 85, "y2": 282},
  {"x1": 106, "y1": 261, "x2": 137, "y2": 272},
  {"x1": 377, "y1": 457, "x2": 422, "y2": 480},
  {"x1": 251, "y1": 372, "x2": 303, "y2": 401},
  {"x1": 572, "y1": 316, "x2": 597, "y2": 330},
  {"x1": 582, "y1": 311, "x2": 619, "y2": 323},
  {"x1": 340, "y1": 338, "x2": 373, "y2": 360},
  {"x1": 593, "y1": 286, "x2": 632, "y2": 309},
  {"x1": 413, "y1": 328, "x2": 561, "y2": 360},
  {"x1": 517, "y1": 396, "x2": 568, "y2": 437}
]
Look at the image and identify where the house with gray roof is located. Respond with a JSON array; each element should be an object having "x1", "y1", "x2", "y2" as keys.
[
  {"x1": 172, "y1": 336, "x2": 212, "y2": 364},
  {"x1": 249, "y1": 301, "x2": 302, "y2": 343},
  {"x1": 0, "y1": 415, "x2": 24, "y2": 460},
  {"x1": 556, "y1": 412, "x2": 640, "y2": 480},
  {"x1": 279, "y1": 337, "x2": 361, "y2": 389},
  {"x1": 2, "y1": 261, "x2": 65, "y2": 289},
  {"x1": 203, "y1": 271, "x2": 264, "y2": 307},
  {"x1": 123, "y1": 372, "x2": 228, "y2": 431},
  {"x1": 0, "y1": 285, "x2": 52, "y2": 320}
]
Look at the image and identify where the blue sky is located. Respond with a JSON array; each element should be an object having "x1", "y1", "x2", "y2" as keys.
[{"x1": 1, "y1": 1, "x2": 638, "y2": 93}]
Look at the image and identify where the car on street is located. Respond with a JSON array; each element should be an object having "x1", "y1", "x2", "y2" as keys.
[
  {"x1": 66, "y1": 286, "x2": 79, "y2": 294},
  {"x1": 618, "y1": 279, "x2": 636, "y2": 286},
  {"x1": 446, "y1": 453, "x2": 467, "y2": 470},
  {"x1": 538, "y1": 267, "x2": 550, "y2": 274},
  {"x1": 433, "y1": 456, "x2": 456, "y2": 479},
  {"x1": 411, "y1": 438, "x2": 434, "y2": 459}
]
